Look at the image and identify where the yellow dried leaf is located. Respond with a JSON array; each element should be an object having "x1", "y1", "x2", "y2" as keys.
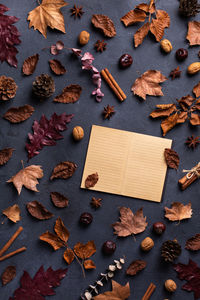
[
  {"x1": 74, "y1": 241, "x2": 96, "y2": 259},
  {"x1": 63, "y1": 248, "x2": 75, "y2": 264},
  {"x1": 3, "y1": 204, "x2": 21, "y2": 223},
  {"x1": 186, "y1": 21, "x2": 200, "y2": 46},
  {"x1": 165, "y1": 202, "x2": 192, "y2": 222},
  {"x1": 134, "y1": 22, "x2": 150, "y2": 48},
  {"x1": 150, "y1": 10, "x2": 170, "y2": 42}
]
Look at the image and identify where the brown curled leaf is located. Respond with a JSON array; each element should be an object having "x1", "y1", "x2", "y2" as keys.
[
  {"x1": 150, "y1": 104, "x2": 177, "y2": 118},
  {"x1": 54, "y1": 84, "x2": 82, "y2": 103},
  {"x1": 27, "y1": 200, "x2": 53, "y2": 220},
  {"x1": 84, "y1": 259, "x2": 96, "y2": 269},
  {"x1": 178, "y1": 95, "x2": 195, "y2": 111},
  {"x1": 22, "y1": 54, "x2": 39, "y2": 75},
  {"x1": 121, "y1": 9, "x2": 146, "y2": 27},
  {"x1": 54, "y1": 217, "x2": 69, "y2": 243},
  {"x1": 50, "y1": 161, "x2": 77, "y2": 180},
  {"x1": 185, "y1": 234, "x2": 200, "y2": 251},
  {"x1": 126, "y1": 260, "x2": 147, "y2": 276},
  {"x1": 1, "y1": 266, "x2": 16, "y2": 285},
  {"x1": 190, "y1": 113, "x2": 200, "y2": 125},
  {"x1": 3, "y1": 105, "x2": 35, "y2": 123},
  {"x1": 186, "y1": 21, "x2": 200, "y2": 46},
  {"x1": 50, "y1": 192, "x2": 69, "y2": 208},
  {"x1": 85, "y1": 172, "x2": 99, "y2": 188},
  {"x1": 150, "y1": 10, "x2": 170, "y2": 42},
  {"x1": 161, "y1": 113, "x2": 179, "y2": 136},
  {"x1": 134, "y1": 22, "x2": 150, "y2": 48},
  {"x1": 164, "y1": 148, "x2": 180, "y2": 170},
  {"x1": 3, "y1": 204, "x2": 21, "y2": 223},
  {"x1": 0, "y1": 148, "x2": 14, "y2": 166},
  {"x1": 193, "y1": 82, "x2": 200, "y2": 98},
  {"x1": 165, "y1": 202, "x2": 192, "y2": 222},
  {"x1": 49, "y1": 59, "x2": 66, "y2": 75},
  {"x1": 91, "y1": 14, "x2": 116, "y2": 37},
  {"x1": 39, "y1": 231, "x2": 64, "y2": 250},
  {"x1": 74, "y1": 241, "x2": 96, "y2": 260},
  {"x1": 63, "y1": 248, "x2": 75, "y2": 264}
]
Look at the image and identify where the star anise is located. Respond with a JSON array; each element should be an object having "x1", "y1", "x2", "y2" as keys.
[
  {"x1": 185, "y1": 135, "x2": 200, "y2": 149},
  {"x1": 90, "y1": 197, "x2": 102, "y2": 209},
  {"x1": 70, "y1": 5, "x2": 84, "y2": 19},
  {"x1": 169, "y1": 66, "x2": 182, "y2": 80},
  {"x1": 94, "y1": 40, "x2": 107, "y2": 52},
  {"x1": 103, "y1": 105, "x2": 115, "y2": 120}
]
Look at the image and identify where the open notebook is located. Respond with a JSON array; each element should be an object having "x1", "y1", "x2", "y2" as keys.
[{"x1": 81, "y1": 125, "x2": 172, "y2": 202}]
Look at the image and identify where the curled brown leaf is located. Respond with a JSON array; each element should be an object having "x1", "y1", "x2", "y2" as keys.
[
  {"x1": 27, "y1": 200, "x2": 53, "y2": 220},
  {"x1": 134, "y1": 22, "x2": 150, "y2": 48},
  {"x1": 185, "y1": 234, "x2": 200, "y2": 251},
  {"x1": 150, "y1": 104, "x2": 177, "y2": 118},
  {"x1": 0, "y1": 148, "x2": 14, "y2": 166},
  {"x1": 63, "y1": 248, "x2": 75, "y2": 264},
  {"x1": 193, "y1": 82, "x2": 200, "y2": 98},
  {"x1": 74, "y1": 241, "x2": 96, "y2": 260},
  {"x1": 49, "y1": 59, "x2": 66, "y2": 75},
  {"x1": 150, "y1": 10, "x2": 170, "y2": 42},
  {"x1": 126, "y1": 260, "x2": 147, "y2": 276},
  {"x1": 22, "y1": 54, "x2": 39, "y2": 75},
  {"x1": 3, "y1": 204, "x2": 21, "y2": 223},
  {"x1": 84, "y1": 259, "x2": 96, "y2": 269},
  {"x1": 186, "y1": 21, "x2": 200, "y2": 46},
  {"x1": 54, "y1": 217, "x2": 69, "y2": 243},
  {"x1": 39, "y1": 231, "x2": 64, "y2": 250},
  {"x1": 1, "y1": 266, "x2": 16, "y2": 285},
  {"x1": 91, "y1": 14, "x2": 116, "y2": 37},
  {"x1": 4, "y1": 105, "x2": 35, "y2": 123},
  {"x1": 190, "y1": 113, "x2": 200, "y2": 125},
  {"x1": 164, "y1": 148, "x2": 180, "y2": 170},
  {"x1": 85, "y1": 172, "x2": 99, "y2": 188},
  {"x1": 50, "y1": 192, "x2": 69, "y2": 208},
  {"x1": 54, "y1": 84, "x2": 82, "y2": 103},
  {"x1": 50, "y1": 161, "x2": 77, "y2": 180},
  {"x1": 165, "y1": 202, "x2": 192, "y2": 222},
  {"x1": 121, "y1": 9, "x2": 146, "y2": 27}
]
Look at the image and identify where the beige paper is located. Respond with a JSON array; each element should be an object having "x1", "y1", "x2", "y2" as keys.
[{"x1": 81, "y1": 125, "x2": 172, "y2": 202}]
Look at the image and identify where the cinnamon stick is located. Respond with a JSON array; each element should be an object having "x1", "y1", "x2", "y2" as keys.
[
  {"x1": 101, "y1": 68, "x2": 126, "y2": 101},
  {"x1": 142, "y1": 282, "x2": 156, "y2": 300},
  {"x1": 0, "y1": 226, "x2": 23, "y2": 257},
  {"x1": 179, "y1": 163, "x2": 200, "y2": 190},
  {"x1": 0, "y1": 247, "x2": 26, "y2": 261}
]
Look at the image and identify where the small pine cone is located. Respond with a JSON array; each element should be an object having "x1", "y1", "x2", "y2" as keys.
[
  {"x1": 0, "y1": 75, "x2": 17, "y2": 101},
  {"x1": 32, "y1": 74, "x2": 55, "y2": 99},
  {"x1": 161, "y1": 239, "x2": 181, "y2": 262},
  {"x1": 179, "y1": 0, "x2": 200, "y2": 16}
]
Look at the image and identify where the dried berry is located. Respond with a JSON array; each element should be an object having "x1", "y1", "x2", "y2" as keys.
[
  {"x1": 79, "y1": 212, "x2": 93, "y2": 226},
  {"x1": 176, "y1": 48, "x2": 188, "y2": 61},
  {"x1": 153, "y1": 222, "x2": 166, "y2": 235},
  {"x1": 119, "y1": 54, "x2": 133, "y2": 68},
  {"x1": 102, "y1": 240, "x2": 116, "y2": 255}
]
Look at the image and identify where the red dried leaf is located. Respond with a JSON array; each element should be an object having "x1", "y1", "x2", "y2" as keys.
[
  {"x1": 50, "y1": 161, "x2": 77, "y2": 180},
  {"x1": 91, "y1": 14, "x2": 116, "y2": 37},
  {"x1": 22, "y1": 54, "x2": 39, "y2": 75},
  {"x1": 54, "y1": 84, "x2": 82, "y2": 103},
  {"x1": 26, "y1": 113, "x2": 74, "y2": 159},
  {"x1": 27, "y1": 200, "x2": 53, "y2": 220},
  {"x1": 9, "y1": 266, "x2": 67, "y2": 300},
  {"x1": 126, "y1": 260, "x2": 146, "y2": 276},
  {"x1": 85, "y1": 172, "x2": 99, "y2": 188},
  {"x1": 0, "y1": 4, "x2": 21, "y2": 67},
  {"x1": 4, "y1": 104, "x2": 34, "y2": 123},
  {"x1": 49, "y1": 59, "x2": 66, "y2": 75},
  {"x1": 50, "y1": 192, "x2": 69, "y2": 208},
  {"x1": 185, "y1": 234, "x2": 200, "y2": 251},
  {"x1": 1, "y1": 266, "x2": 16, "y2": 285},
  {"x1": 164, "y1": 148, "x2": 180, "y2": 170},
  {"x1": 0, "y1": 148, "x2": 14, "y2": 166}
]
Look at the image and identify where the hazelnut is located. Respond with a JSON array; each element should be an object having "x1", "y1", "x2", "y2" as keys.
[
  {"x1": 160, "y1": 39, "x2": 173, "y2": 53},
  {"x1": 164, "y1": 279, "x2": 177, "y2": 292},
  {"x1": 187, "y1": 62, "x2": 200, "y2": 75},
  {"x1": 72, "y1": 126, "x2": 84, "y2": 141},
  {"x1": 78, "y1": 31, "x2": 90, "y2": 45},
  {"x1": 140, "y1": 237, "x2": 154, "y2": 251}
]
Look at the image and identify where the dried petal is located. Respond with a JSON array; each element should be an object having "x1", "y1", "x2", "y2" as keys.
[
  {"x1": 3, "y1": 204, "x2": 21, "y2": 223},
  {"x1": 54, "y1": 217, "x2": 69, "y2": 243},
  {"x1": 22, "y1": 54, "x2": 39, "y2": 75},
  {"x1": 84, "y1": 259, "x2": 96, "y2": 269},
  {"x1": 27, "y1": 200, "x2": 53, "y2": 220},
  {"x1": 63, "y1": 248, "x2": 75, "y2": 264},
  {"x1": 1, "y1": 266, "x2": 16, "y2": 285},
  {"x1": 165, "y1": 202, "x2": 192, "y2": 222},
  {"x1": 185, "y1": 234, "x2": 200, "y2": 251},
  {"x1": 74, "y1": 241, "x2": 96, "y2": 260},
  {"x1": 85, "y1": 172, "x2": 99, "y2": 188},
  {"x1": 50, "y1": 161, "x2": 77, "y2": 180},
  {"x1": 4, "y1": 104, "x2": 34, "y2": 123},
  {"x1": 49, "y1": 59, "x2": 66, "y2": 75},
  {"x1": 121, "y1": 9, "x2": 146, "y2": 26},
  {"x1": 164, "y1": 148, "x2": 180, "y2": 170},
  {"x1": 126, "y1": 260, "x2": 146, "y2": 276},
  {"x1": 187, "y1": 21, "x2": 200, "y2": 46},
  {"x1": 54, "y1": 84, "x2": 82, "y2": 103},
  {"x1": 39, "y1": 231, "x2": 64, "y2": 250},
  {"x1": 50, "y1": 192, "x2": 69, "y2": 208},
  {"x1": 134, "y1": 22, "x2": 150, "y2": 48},
  {"x1": 91, "y1": 14, "x2": 116, "y2": 37},
  {"x1": 0, "y1": 148, "x2": 14, "y2": 166}
]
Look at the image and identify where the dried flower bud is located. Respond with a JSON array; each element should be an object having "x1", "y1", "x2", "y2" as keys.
[{"x1": 160, "y1": 39, "x2": 173, "y2": 53}]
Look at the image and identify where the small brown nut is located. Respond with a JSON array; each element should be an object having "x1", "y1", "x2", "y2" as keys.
[
  {"x1": 187, "y1": 62, "x2": 200, "y2": 75},
  {"x1": 72, "y1": 126, "x2": 84, "y2": 141},
  {"x1": 164, "y1": 279, "x2": 177, "y2": 292},
  {"x1": 78, "y1": 31, "x2": 90, "y2": 45},
  {"x1": 140, "y1": 237, "x2": 154, "y2": 252},
  {"x1": 160, "y1": 39, "x2": 172, "y2": 53}
]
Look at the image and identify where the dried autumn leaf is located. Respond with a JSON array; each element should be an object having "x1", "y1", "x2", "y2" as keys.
[
  {"x1": 49, "y1": 59, "x2": 66, "y2": 75},
  {"x1": 150, "y1": 10, "x2": 170, "y2": 42},
  {"x1": 54, "y1": 84, "x2": 82, "y2": 103},
  {"x1": 27, "y1": 200, "x2": 53, "y2": 220},
  {"x1": 150, "y1": 104, "x2": 177, "y2": 118},
  {"x1": 54, "y1": 217, "x2": 69, "y2": 243},
  {"x1": 121, "y1": 8, "x2": 146, "y2": 27},
  {"x1": 165, "y1": 202, "x2": 192, "y2": 222},
  {"x1": 39, "y1": 231, "x2": 64, "y2": 250},
  {"x1": 91, "y1": 14, "x2": 116, "y2": 37},
  {"x1": 27, "y1": 0, "x2": 68, "y2": 38},
  {"x1": 22, "y1": 54, "x2": 39, "y2": 75},
  {"x1": 50, "y1": 192, "x2": 69, "y2": 208},
  {"x1": 63, "y1": 248, "x2": 75, "y2": 264},
  {"x1": 94, "y1": 280, "x2": 130, "y2": 300},
  {"x1": 185, "y1": 234, "x2": 200, "y2": 251},
  {"x1": 134, "y1": 22, "x2": 150, "y2": 48},
  {"x1": 85, "y1": 172, "x2": 99, "y2": 188},
  {"x1": 74, "y1": 241, "x2": 96, "y2": 260},
  {"x1": 178, "y1": 95, "x2": 195, "y2": 110},
  {"x1": 126, "y1": 259, "x2": 146, "y2": 276},
  {"x1": 131, "y1": 70, "x2": 167, "y2": 100},
  {"x1": 190, "y1": 113, "x2": 200, "y2": 125},
  {"x1": 193, "y1": 82, "x2": 200, "y2": 97},
  {"x1": 186, "y1": 21, "x2": 200, "y2": 46},
  {"x1": 161, "y1": 113, "x2": 180, "y2": 136},
  {"x1": 1, "y1": 266, "x2": 16, "y2": 286},
  {"x1": 50, "y1": 161, "x2": 77, "y2": 180},
  {"x1": 84, "y1": 259, "x2": 96, "y2": 269},
  {"x1": 164, "y1": 148, "x2": 180, "y2": 170},
  {"x1": 3, "y1": 105, "x2": 34, "y2": 123},
  {"x1": 112, "y1": 207, "x2": 148, "y2": 237},
  {"x1": 3, "y1": 204, "x2": 21, "y2": 223},
  {"x1": 0, "y1": 148, "x2": 14, "y2": 166},
  {"x1": 7, "y1": 164, "x2": 43, "y2": 195}
]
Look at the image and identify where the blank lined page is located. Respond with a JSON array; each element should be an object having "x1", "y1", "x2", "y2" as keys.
[{"x1": 81, "y1": 125, "x2": 172, "y2": 202}]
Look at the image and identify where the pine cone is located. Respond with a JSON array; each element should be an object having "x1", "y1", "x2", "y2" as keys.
[
  {"x1": 32, "y1": 74, "x2": 55, "y2": 99},
  {"x1": 0, "y1": 75, "x2": 17, "y2": 101},
  {"x1": 179, "y1": 0, "x2": 200, "y2": 16},
  {"x1": 161, "y1": 239, "x2": 181, "y2": 262}
]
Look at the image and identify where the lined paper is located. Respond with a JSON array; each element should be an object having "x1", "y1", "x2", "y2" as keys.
[{"x1": 81, "y1": 125, "x2": 172, "y2": 202}]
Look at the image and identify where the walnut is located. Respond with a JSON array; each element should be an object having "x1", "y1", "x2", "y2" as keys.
[
  {"x1": 140, "y1": 237, "x2": 154, "y2": 251},
  {"x1": 72, "y1": 126, "x2": 84, "y2": 141},
  {"x1": 79, "y1": 31, "x2": 90, "y2": 45},
  {"x1": 164, "y1": 279, "x2": 177, "y2": 292},
  {"x1": 160, "y1": 39, "x2": 172, "y2": 53}
]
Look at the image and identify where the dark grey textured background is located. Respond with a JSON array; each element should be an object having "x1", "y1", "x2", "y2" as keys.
[{"x1": 0, "y1": 0, "x2": 200, "y2": 299}]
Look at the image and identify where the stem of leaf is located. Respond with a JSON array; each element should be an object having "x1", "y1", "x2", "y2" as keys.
[{"x1": 65, "y1": 244, "x2": 85, "y2": 278}]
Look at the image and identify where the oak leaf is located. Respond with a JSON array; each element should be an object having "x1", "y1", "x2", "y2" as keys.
[
  {"x1": 49, "y1": 59, "x2": 66, "y2": 75},
  {"x1": 74, "y1": 241, "x2": 96, "y2": 259},
  {"x1": 126, "y1": 259, "x2": 146, "y2": 276},
  {"x1": 50, "y1": 192, "x2": 69, "y2": 208},
  {"x1": 165, "y1": 202, "x2": 192, "y2": 222},
  {"x1": 7, "y1": 164, "x2": 43, "y2": 195},
  {"x1": 22, "y1": 54, "x2": 39, "y2": 75},
  {"x1": 0, "y1": 148, "x2": 14, "y2": 166},
  {"x1": 1, "y1": 266, "x2": 16, "y2": 286},
  {"x1": 193, "y1": 82, "x2": 200, "y2": 98},
  {"x1": 131, "y1": 70, "x2": 167, "y2": 100},
  {"x1": 4, "y1": 104, "x2": 34, "y2": 123},
  {"x1": 112, "y1": 207, "x2": 147, "y2": 237},
  {"x1": 186, "y1": 21, "x2": 200, "y2": 46},
  {"x1": 94, "y1": 280, "x2": 130, "y2": 300},
  {"x1": 27, "y1": 0, "x2": 68, "y2": 38},
  {"x1": 150, "y1": 10, "x2": 170, "y2": 42},
  {"x1": 134, "y1": 22, "x2": 150, "y2": 48},
  {"x1": 91, "y1": 14, "x2": 116, "y2": 37},
  {"x1": 27, "y1": 200, "x2": 53, "y2": 220},
  {"x1": 50, "y1": 161, "x2": 77, "y2": 180},
  {"x1": 63, "y1": 248, "x2": 75, "y2": 264},
  {"x1": 85, "y1": 172, "x2": 99, "y2": 188},
  {"x1": 121, "y1": 8, "x2": 146, "y2": 26},
  {"x1": 164, "y1": 148, "x2": 180, "y2": 170},
  {"x1": 185, "y1": 234, "x2": 200, "y2": 251},
  {"x1": 3, "y1": 204, "x2": 21, "y2": 223},
  {"x1": 54, "y1": 217, "x2": 69, "y2": 243},
  {"x1": 40, "y1": 231, "x2": 64, "y2": 250},
  {"x1": 54, "y1": 84, "x2": 82, "y2": 103}
]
